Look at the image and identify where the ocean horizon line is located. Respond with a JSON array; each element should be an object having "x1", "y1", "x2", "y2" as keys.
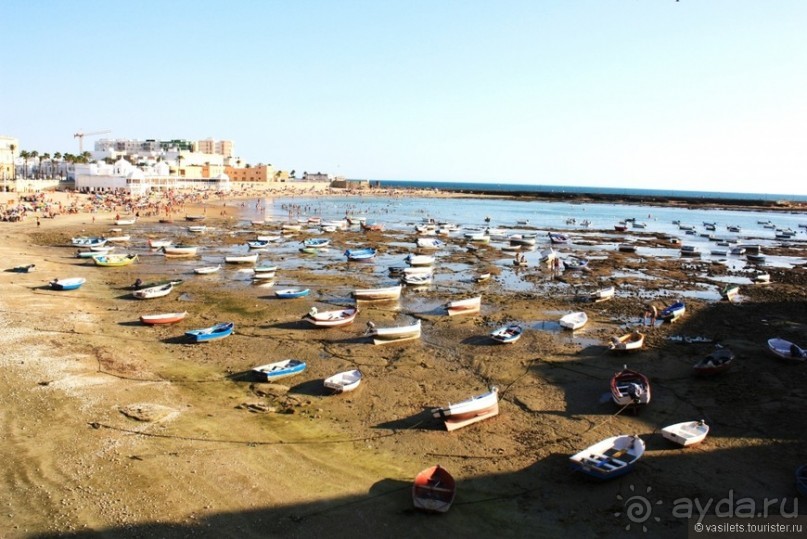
[{"x1": 374, "y1": 179, "x2": 807, "y2": 203}]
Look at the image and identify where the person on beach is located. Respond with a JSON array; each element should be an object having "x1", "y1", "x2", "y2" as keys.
[{"x1": 643, "y1": 303, "x2": 658, "y2": 326}]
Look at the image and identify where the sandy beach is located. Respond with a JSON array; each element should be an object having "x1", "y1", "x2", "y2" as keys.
[{"x1": 1, "y1": 187, "x2": 806, "y2": 538}]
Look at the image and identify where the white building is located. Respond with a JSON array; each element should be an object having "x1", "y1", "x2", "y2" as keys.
[
  {"x1": 75, "y1": 159, "x2": 230, "y2": 195},
  {"x1": 0, "y1": 135, "x2": 19, "y2": 181}
]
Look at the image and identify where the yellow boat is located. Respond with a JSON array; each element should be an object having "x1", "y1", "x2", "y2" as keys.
[{"x1": 91, "y1": 253, "x2": 138, "y2": 267}]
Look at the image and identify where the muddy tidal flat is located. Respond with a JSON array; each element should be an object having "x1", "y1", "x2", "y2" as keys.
[{"x1": 1, "y1": 192, "x2": 806, "y2": 539}]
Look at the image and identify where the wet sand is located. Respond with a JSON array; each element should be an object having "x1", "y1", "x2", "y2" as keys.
[{"x1": 1, "y1": 191, "x2": 806, "y2": 538}]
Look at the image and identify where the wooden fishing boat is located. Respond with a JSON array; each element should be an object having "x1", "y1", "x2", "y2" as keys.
[
  {"x1": 251, "y1": 270, "x2": 276, "y2": 282},
  {"x1": 767, "y1": 338, "x2": 807, "y2": 362},
  {"x1": 370, "y1": 319, "x2": 422, "y2": 345},
  {"x1": 302, "y1": 307, "x2": 359, "y2": 327},
  {"x1": 412, "y1": 465, "x2": 456, "y2": 513},
  {"x1": 490, "y1": 324, "x2": 524, "y2": 344},
  {"x1": 275, "y1": 288, "x2": 310, "y2": 299},
  {"x1": 140, "y1": 311, "x2": 188, "y2": 325},
  {"x1": 253, "y1": 265, "x2": 279, "y2": 274},
  {"x1": 474, "y1": 272, "x2": 491, "y2": 283},
  {"x1": 105, "y1": 235, "x2": 131, "y2": 243},
  {"x1": 324, "y1": 369, "x2": 363, "y2": 392},
  {"x1": 797, "y1": 465, "x2": 807, "y2": 497},
  {"x1": 133, "y1": 278, "x2": 183, "y2": 290},
  {"x1": 720, "y1": 283, "x2": 740, "y2": 301},
  {"x1": 163, "y1": 245, "x2": 198, "y2": 257},
  {"x1": 224, "y1": 253, "x2": 259, "y2": 264},
  {"x1": 252, "y1": 359, "x2": 307, "y2": 381},
  {"x1": 403, "y1": 266, "x2": 432, "y2": 276},
  {"x1": 432, "y1": 386, "x2": 499, "y2": 420},
  {"x1": 281, "y1": 223, "x2": 303, "y2": 232},
  {"x1": 590, "y1": 286, "x2": 615, "y2": 302},
  {"x1": 352, "y1": 284, "x2": 402, "y2": 301},
  {"x1": 680, "y1": 245, "x2": 701, "y2": 257},
  {"x1": 618, "y1": 243, "x2": 637, "y2": 253},
  {"x1": 693, "y1": 346, "x2": 735, "y2": 376},
  {"x1": 446, "y1": 296, "x2": 481, "y2": 316},
  {"x1": 608, "y1": 331, "x2": 644, "y2": 351},
  {"x1": 463, "y1": 231, "x2": 490, "y2": 243},
  {"x1": 559, "y1": 311, "x2": 588, "y2": 331},
  {"x1": 569, "y1": 435, "x2": 645, "y2": 481},
  {"x1": 247, "y1": 240, "x2": 270, "y2": 249},
  {"x1": 185, "y1": 322, "x2": 234, "y2": 343},
  {"x1": 610, "y1": 366, "x2": 651, "y2": 406},
  {"x1": 302, "y1": 238, "x2": 330, "y2": 249},
  {"x1": 187, "y1": 225, "x2": 207, "y2": 233},
  {"x1": 548, "y1": 232, "x2": 569, "y2": 244},
  {"x1": 77, "y1": 246, "x2": 115, "y2": 258},
  {"x1": 402, "y1": 272, "x2": 433, "y2": 286},
  {"x1": 659, "y1": 301, "x2": 686, "y2": 322},
  {"x1": 661, "y1": 420, "x2": 709, "y2": 447},
  {"x1": 72, "y1": 237, "x2": 107, "y2": 247},
  {"x1": 509, "y1": 234, "x2": 537, "y2": 247},
  {"x1": 256, "y1": 235, "x2": 282, "y2": 243},
  {"x1": 148, "y1": 239, "x2": 172, "y2": 249},
  {"x1": 49, "y1": 277, "x2": 86, "y2": 291},
  {"x1": 563, "y1": 257, "x2": 589, "y2": 271},
  {"x1": 132, "y1": 283, "x2": 174, "y2": 299},
  {"x1": 185, "y1": 215, "x2": 206, "y2": 222},
  {"x1": 406, "y1": 254, "x2": 435, "y2": 266},
  {"x1": 751, "y1": 271, "x2": 771, "y2": 283},
  {"x1": 344, "y1": 247, "x2": 377, "y2": 261},
  {"x1": 91, "y1": 254, "x2": 138, "y2": 267},
  {"x1": 416, "y1": 237, "x2": 445, "y2": 249},
  {"x1": 193, "y1": 264, "x2": 221, "y2": 274}
]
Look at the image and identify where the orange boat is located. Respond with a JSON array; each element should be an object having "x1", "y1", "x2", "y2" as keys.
[{"x1": 412, "y1": 465, "x2": 456, "y2": 513}]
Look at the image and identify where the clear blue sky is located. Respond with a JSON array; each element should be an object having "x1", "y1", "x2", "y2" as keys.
[{"x1": 2, "y1": 1, "x2": 806, "y2": 195}]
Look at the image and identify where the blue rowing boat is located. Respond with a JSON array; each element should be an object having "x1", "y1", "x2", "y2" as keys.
[{"x1": 185, "y1": 322, "x2": 234, "y2": 343}]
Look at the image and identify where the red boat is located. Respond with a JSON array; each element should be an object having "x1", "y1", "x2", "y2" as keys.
[
  {"x1": 412, "y1": 465, "x2": 456, "y2": 513},
  {"x1": 610, "y1": 366, "x2": 651, "y2": 407},
  {"x1": 693, "y1": 346, "x2": 734, "y2": 376}
]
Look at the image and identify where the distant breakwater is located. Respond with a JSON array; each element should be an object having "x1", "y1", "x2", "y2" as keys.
[{"x1": 393, "y1": 185, "x2": 805, "y2": 211}]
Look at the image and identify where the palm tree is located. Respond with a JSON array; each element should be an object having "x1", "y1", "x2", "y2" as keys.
[
  {"x1": 80, "y1": 151, "x2": 91, "y2": 163},
  {"x1": 19, "y1": 150, "x2": 29, "y2": 179},
  {"x1": 176, "y1": 154, "x2": 184, "y2": 176},
  {"x1": 54, "y1": 152, "x2": 62, "y2": 179},
  {"x1": 30, "y1": 151, "x2": 39, "y2": 179},
  {"x1": 9, "y1": 143, "x2": 16, "y2": 180},
  {"x1": 41, "y1": 153, "x2": 51, "y2": 178}
]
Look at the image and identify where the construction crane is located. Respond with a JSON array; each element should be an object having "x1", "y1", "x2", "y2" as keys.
[{"x1": 73, "y1": 129, "x2": 111, "y2": 153}]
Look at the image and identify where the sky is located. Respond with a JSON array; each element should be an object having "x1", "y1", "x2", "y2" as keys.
[{"x1": 2, "y1": 1, "x2": 806, "y2": 195}]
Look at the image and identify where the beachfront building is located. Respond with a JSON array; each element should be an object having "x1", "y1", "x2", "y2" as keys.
[
  {"x1": 75, "y1": 159, "x2": 230, "y2": 195},
  {"x1": 0, "y1": 136, "x2": 19, "y2": 186},
  {"x1": 225, "y1": 164, "x2": 282, "y2": 184},
  {"x1": 330, "y1": 178, "x2": 370, "y2": 189}
]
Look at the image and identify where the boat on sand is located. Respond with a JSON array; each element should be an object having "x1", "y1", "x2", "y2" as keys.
[
  {"x1": 569, "y1": 434, "x2": 645, "y2": 480},
  {"x1": 412, "y1": 465, "x2": 456, "y2": 513},
  {"x1": 661, "y1": 420, "x2": 709, "y2": 447}
]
